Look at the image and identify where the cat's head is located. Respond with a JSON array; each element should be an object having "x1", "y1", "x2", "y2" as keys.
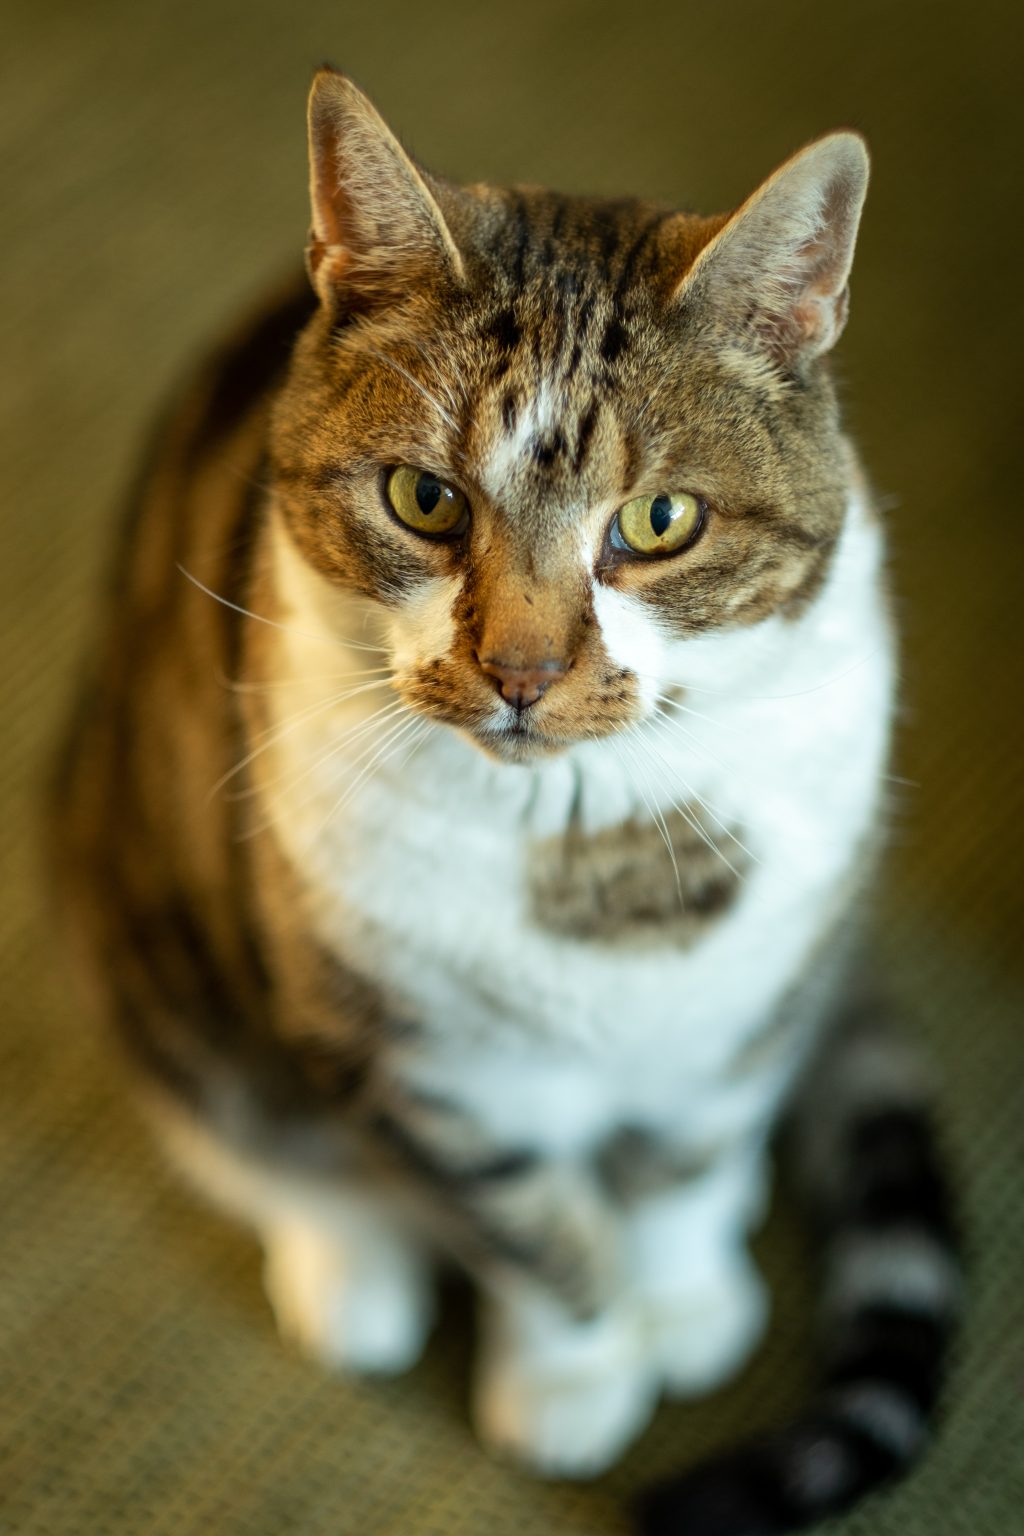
[{"x1": 270, "y1": 69, "x2": 868, "y2": 763}]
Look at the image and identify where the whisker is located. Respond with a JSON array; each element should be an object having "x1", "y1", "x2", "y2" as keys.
[
  {"x1": 217, "y1": 665, "x2": 393, "y2": 695},
  {"x1": 177, "y1": 563, "x2": 386, "y2": 655},
  {"x1": 241, "y1": 696, "x2": 408, "y2": 805},
  {"x1": 357, "y1": 347, "x2": 461, "y2": 435},
  {"x1": 394, "y1": 717, "x2": 434, "y2": 776},
  {"x1": 652, "y1": 692, "x2": 739, "y2": 734},
  {"x1": 308, "y1": 711, "x2": 425, "y2": 848},
  {"x1": 635, "y1": 646, "x2": 882, "y2": 703},
  {"x1": 238, "y1": 703, "x2": 416, "y2": 843},
  {"x1": 404, "y1": 337, "x2": 467, "y2": 414},
  {"x1": 649, "y1": 704, "x2": 736, "y2": 784},
  {"x1": 612, "y1": 734, "x2": 683, "y2": 904},
  {"x1": 622, "y1": 724, "x2": 748, "y2": 883},
  {"x1": 642, "y1": 724, "x2": 758, "y2": 872},
  {"x1": 209, "y1": 684, "x2": 397, "y2": 802}
]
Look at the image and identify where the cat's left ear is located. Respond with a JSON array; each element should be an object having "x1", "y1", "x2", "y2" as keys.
[
  {"x1": 674, "y1": 132, "x2": 869, "y2": 370},
  {"x1": 306, "y1": 68, "x2": 465, "y2": 310}
]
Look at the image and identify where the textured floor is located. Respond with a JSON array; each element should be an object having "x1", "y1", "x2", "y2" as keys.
[{"x1": 2, "y1": 1, "x2": 1022, "y2": 1532}]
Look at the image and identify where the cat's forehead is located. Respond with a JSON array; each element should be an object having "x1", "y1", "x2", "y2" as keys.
[
  {"x1": 441, "y1": 191, "x2": 693, "y2": 518},
  {"x1": 459, "y1": 187, "x2": 685, "y2": 296}
]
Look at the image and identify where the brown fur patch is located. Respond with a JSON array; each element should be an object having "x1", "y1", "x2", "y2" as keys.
[{"x1": 528, "y1": 806, "x2": 747, "y2": 945}]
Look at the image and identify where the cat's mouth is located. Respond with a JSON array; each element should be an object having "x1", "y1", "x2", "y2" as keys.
[{"x1": 473, "y1": 715, "x2": 566, "y2": 763}]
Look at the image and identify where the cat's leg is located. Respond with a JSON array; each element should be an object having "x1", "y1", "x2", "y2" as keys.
[
  {"x1": 157, "y1": 1103, "x2": 434, "y2": 1375},
  {"x1": 369, "y1": 1094, "x2": 656, "y2": 1472},
  {"x1": 473, "y1": 1265, "x2": 655, "y2": 1478},
  {"x1": 397, "y1": 1144, "x2": 654, "y2": 1472},
  {"x1": 604, "y1": 1130, "x2": 771, "y2": 1398},
  {"x1": 261, "y1": 1191, "x2": 433, "y2": 1374}
]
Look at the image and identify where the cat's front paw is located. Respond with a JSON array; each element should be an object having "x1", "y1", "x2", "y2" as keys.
[
  {"x1": 646, "y1": 1250, "x2": 769, "y2": 1398},
  {"x1": 262, "y1": 1223, "x2": 432, "y2": 1376},
  {"x1": 473, "y1": 1299, "x2": 656, "y2": 1477}
]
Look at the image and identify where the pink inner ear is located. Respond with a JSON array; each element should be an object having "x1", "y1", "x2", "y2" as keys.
[
  {"x1": 786, "y1": 229, "x2": 847, "y2": 349},
  {"x1": 308, "y1": 117, "x2": 349, "y2": 281},
  {"x1": 680, "y1": 136, "x2": 867, "y2": 369}
]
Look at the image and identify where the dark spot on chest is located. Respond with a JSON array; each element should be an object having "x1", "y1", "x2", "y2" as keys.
[{"x1": 528, "y1": 807, "x2": 747, "y2": 947}]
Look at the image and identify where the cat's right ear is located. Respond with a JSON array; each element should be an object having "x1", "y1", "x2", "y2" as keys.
[{"x1": 306, "y1": 69, "x2": 465, "y2": 311}]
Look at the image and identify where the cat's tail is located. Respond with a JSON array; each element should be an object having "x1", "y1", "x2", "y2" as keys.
[{"x1": 636, "y1": 1015, "x2": 962, "y2": 1536}]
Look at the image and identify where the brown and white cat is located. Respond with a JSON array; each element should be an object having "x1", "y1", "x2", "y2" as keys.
[{"x1": 54, "y1": 69, "x2": 959, "y2": 1535}]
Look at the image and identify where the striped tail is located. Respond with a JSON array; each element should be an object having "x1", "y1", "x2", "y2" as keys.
[{"x1": 636, "y1": 1017, "x2": 962, "y2": 1536}]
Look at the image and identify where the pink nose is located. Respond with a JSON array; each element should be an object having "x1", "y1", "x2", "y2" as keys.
[{"x1": 476, "y1": 656, "x2": 568, "y2": 711}]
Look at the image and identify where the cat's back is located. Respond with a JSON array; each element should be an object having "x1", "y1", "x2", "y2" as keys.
[{"x1": 51, "y1": 278, "x2": 317, "y2": 1040}]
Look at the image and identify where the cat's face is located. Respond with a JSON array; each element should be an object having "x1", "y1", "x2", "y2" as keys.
[{"x1": 269, "y1": 72, "x2": 867, "y2": 763}]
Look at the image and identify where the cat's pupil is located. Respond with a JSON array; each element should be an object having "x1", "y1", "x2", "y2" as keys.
[
  {"x1": 416, "y1": 475, "x2": 443, "y2": 515},
  {"x1": 649, "y1": 495, "x2": 673, "y2": 537}
]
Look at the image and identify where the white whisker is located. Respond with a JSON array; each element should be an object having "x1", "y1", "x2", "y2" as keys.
[
  {"x1": 237, "y1": 703, "x2": 418, "y2": 845},
  {"x1": 623, "y1": 724, "x2": 748, "y2": 883},
  {"x1": 308, "y1": 711, "x2": 425, "y2": 848},
  {"x1": 652, "y1": 692, "x2": 739, "y2": 734},
  {"x1": 648, "y1": 704, "x2": 736, "y2": 784},
  {"x1": 217, "y1": 665, "x2": 392, "y2": 695},
  {"x1": 612, "y1": 734, "x2": 683, "y2": 904},
  {"x1": 358, "y1": 347, "x2": 461, "y2": 435},
  {"x1": 636, "y1": 646, "x2": 882, "y2": 703},
  {"x1": 241, "y1": 696, "x2": 409, "y2": 806},
  {"x1": 177, "y1": 563, "x2": 386, "y2": 655},
  {"x1": 208, "y1": 680, "x2": 397, "y2": 803}
]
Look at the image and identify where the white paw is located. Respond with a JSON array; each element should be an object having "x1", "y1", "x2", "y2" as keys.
[
  {"x1": 646, "y1": 1252, "x2": 769, "y2": 1398},
  {"x1": 263, "y1": 1223, "x2": 432, "y2": 1376},
  {"x1": 474, "y1": 1302, "x2": 656, "y2": 1477}
]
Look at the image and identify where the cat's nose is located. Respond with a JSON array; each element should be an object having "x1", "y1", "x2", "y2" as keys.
[{"x1": 476, "y1": 655, "x2": 568, "y2": 711}]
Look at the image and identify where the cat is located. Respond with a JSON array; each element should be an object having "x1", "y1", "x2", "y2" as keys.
[{"x1": 53, "y1": 67, "x2": 960, "y2": 1536}]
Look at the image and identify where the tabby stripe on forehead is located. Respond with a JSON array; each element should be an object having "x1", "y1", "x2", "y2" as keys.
[
  {"x1": 613, "y1": 212, "x2": 669, "y2": 300},
  {"x1": 510, "y1": 191, "x2": 531, "y2": 285},
  {"x1": 591, "y1": 205, "x2": 622, "y2": 271},
  {"x1": 573, "y1": 399, "x2": 600, "y2": 475}
]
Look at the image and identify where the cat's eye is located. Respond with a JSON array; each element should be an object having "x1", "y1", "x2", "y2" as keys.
[
  {"x1": 613, "y1": 491, "x2": 704, "y2": 557},
  {"x1": 386, "y1": 466, "x2": 469, "y2": 537}
]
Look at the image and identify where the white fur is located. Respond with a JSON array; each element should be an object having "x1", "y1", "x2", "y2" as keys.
[
  {"x1": 475, "y1": 1284, "x2": 657, "y2": 1475},
  {"x1": 243, "y1": 479, "x2": 893, "y2": 1459},
  {"x1": 262, "y1": 1215, "x2": 432, "y2": 1374},
  {"x1": 389, "y1": 572, "x2": 461, "y2": 670},
  {"x1": 624, "y1": 1146, "x2": 771, "y2": 1396},
  {"x1": 482, "y1": 377, "x2": 564, "y2": 501}
]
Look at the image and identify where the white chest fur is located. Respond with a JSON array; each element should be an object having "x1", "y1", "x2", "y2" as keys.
[{"x1": 256, "y1": 496, "x2": 893, "y2": 1159}]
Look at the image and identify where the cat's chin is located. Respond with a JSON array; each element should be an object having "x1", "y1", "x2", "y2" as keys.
[{"x1": 466, "y1": 723, "x2": 571, "y2": 765}]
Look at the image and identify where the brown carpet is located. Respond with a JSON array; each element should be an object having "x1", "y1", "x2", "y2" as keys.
[{"x1": 2, "y1": 1, "x2": 1021, "y2": 1531}]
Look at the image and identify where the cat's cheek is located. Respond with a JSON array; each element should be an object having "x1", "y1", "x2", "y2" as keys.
[
  {"x1": 387, "y1": 574, "x2": 463, "y2": 672},
  {"x1": 590, "y1": 584, "x2": 667, "y2": 711}
]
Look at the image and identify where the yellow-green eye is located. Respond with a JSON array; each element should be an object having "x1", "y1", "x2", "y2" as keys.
[
  {"x1": 614, "y1": 491, "x2": 704, "y2": 556},
  {"x1": 386, "y1": 466, "x2": 469, "y2": 537}
]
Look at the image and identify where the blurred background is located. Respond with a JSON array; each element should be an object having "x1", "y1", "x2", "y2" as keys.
[{"x1": 1, "y1": 2, "x2": 1021, "y2": 1532}]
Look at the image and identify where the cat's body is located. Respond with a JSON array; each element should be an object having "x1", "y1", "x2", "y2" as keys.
[{"x1": 54, "y1": 72, "x2": 958, "y2": 1536}]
